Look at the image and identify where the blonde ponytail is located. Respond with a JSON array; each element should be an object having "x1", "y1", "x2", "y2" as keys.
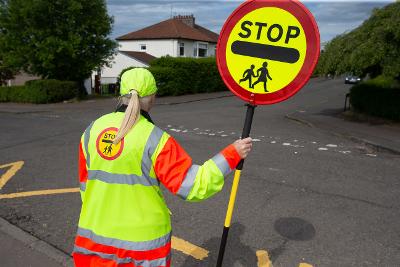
[{"x1": 113, "y1": 91, "x2": 140, "y2": 145}]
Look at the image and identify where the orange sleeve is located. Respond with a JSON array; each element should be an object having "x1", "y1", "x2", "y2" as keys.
[
  {"x1": 220, "y1": 144, "x2": 242, "y2": 170},
  {"x1": 78, "y1": 142, "x2": 88, "y2": 183},
  {"x1": 154, "y1": 137, "x2": 192, "y2": 195}
]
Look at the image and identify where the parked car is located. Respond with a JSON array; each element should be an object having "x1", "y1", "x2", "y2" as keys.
[{"x1": 345, "y1": 75, "x2": 361, "y2": 84}]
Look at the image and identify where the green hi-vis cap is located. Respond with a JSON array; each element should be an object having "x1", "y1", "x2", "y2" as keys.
[{"x1": 120, "y1": 68, "x2": 157, "y2": 97}]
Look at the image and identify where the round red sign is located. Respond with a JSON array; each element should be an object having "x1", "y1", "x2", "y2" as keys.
[
  {"x1": 96, "y1": 127, "x2": 124, "y2": 160},
  {"x1": 217, "y1": 0, "x2": 320, "y2": 105}
]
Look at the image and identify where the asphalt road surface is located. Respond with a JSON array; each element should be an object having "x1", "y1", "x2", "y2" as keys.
[{"x1": 0, "y1": 78, "x2": 399, "y2": 266}]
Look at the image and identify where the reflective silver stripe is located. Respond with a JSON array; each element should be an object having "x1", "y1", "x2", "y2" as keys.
[
  {"x1": 77, "y1": 227, "x2": 171, "y2": 251},
  {"x1": 88, "y1": 170, "x2": 159, "y2": 186},
  {"x1": 177, "y1": 165, "x2": 199, "y2": 199},
  {"x1": 141, "y1": 126, "x2": 164, "y2": 179},
  {"x1": 136, "y1": 254, "x2": 170, "y2": 267},
  {"x1": 80, "y1": 182, "x2": 86, "y2": 192},
  {"x1": 73, "y1": 245, "x2": 171, "y2": 266},
  {"x1": 84, "y1": 122, "x2": 94, "y2": 168},
  {"x1": 211, "y1": 153, "x2": 232, "y2": 176}
]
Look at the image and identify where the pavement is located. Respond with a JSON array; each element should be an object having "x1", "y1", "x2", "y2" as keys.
[
  {"x1": 0, "y1": 78, "x2": 399, "y2": 266},
  {"x1": 0, "y1": 217, "x2": 72, "y2": 267}
]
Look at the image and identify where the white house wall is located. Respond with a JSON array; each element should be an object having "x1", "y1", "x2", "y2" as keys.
[
  {"x1": 101, "y1": 52, "x2": 147, "y2": 83},
  {"x1": 118, "y1": 40, "x2": 178, "y2": 58},
  {"x1": 209, "y1": 43, "x2": 217, "y2": 56},
  {"x1": 118, "y1": 39, "x2": 216, "y2": 58}
]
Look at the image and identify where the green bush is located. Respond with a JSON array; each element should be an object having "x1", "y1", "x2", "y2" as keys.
[
  {"x1": 0, "y1": 79, "x2": 79, "y2": 103},
  {"x1": 350, "y1": 76, "x2": 400, "y2": 120},
  {"x1": 149, "y1": 56, "x2": 227, "y2": 96}
]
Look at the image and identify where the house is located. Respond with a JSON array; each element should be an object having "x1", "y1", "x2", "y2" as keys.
[
  {"x1": 6, "y1": 72, "x2": 39, "y2": 86},
  {"x1": 96, "y1": 15, "x2": 219, "y2": 90},
  {"x1": 116, "y1": 15, "x2": 219, "y2": 58}
]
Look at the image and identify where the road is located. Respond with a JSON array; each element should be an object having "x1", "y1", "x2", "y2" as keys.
[{"x1": 0, "y1": 78, "x2": 399, "y2": 266}]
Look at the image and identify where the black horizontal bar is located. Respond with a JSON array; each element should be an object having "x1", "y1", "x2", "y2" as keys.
[
  {"x1": 101, "y1": 139, "x2": 113, "y2": 144},
  {"x1": 231, "y1": 41, "x2": 300, "y2": 64}
]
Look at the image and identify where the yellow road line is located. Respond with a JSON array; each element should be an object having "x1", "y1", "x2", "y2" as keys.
[
  {"x1": 171, "y1": 236, "x2": 209, "y2": 260},
  {"x1": 0, "y1": 188, "x2": 79, "y2": 199},
  {"x1": 256, "y1": 250, "x2": 272, "y2": 267},
  {"x1": 0, "y1": 161, "x2": 24, "y2": 190},
  {"x1": 299, "y1": 263, "x2": 313, "y2": 267}
]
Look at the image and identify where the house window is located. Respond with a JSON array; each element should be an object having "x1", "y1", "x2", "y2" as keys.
[
  {"x1": 197, "y1": 43, "x2": 208, "y2": 57},
  {"x1": 140, "y1": 44, "x2": 146, "y2": 51},
  {"x1": 179, "y1": 42, "x2": 185, "y2": 56}
]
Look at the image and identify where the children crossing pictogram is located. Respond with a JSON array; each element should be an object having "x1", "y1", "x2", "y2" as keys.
[{"x1": 96, "y1": 127, "x2": 124, "y2": 160}]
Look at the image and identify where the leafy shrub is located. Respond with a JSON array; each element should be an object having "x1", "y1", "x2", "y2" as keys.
[
  {"x1": 350, "y1": 76, "x2": 400, "y2": 120},
  {"x1": 0, "y1": 79, "x2": 79, "y2": 103},
  {"x1": 149, "y1": 56, "x2": 227, "y2": 96}
]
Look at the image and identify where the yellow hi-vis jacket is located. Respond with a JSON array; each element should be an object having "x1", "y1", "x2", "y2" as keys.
[{"x1": 73, "y1": 111, "x2": 241, "y2": 267}]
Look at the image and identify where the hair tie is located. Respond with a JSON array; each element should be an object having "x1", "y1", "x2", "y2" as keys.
[{"x1": 129, "y1": 89, "x2": 138, "y2": 96}]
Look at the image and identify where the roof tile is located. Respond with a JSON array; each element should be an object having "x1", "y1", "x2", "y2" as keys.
[
  {"x1": 116, "y1": 18, "x2": 219, "y2": 43},
  {"x1": 120, "y1": 51, "x2": 156, "y2": 65}
]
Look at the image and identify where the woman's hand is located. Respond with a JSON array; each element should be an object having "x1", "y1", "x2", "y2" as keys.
[{"x1": 233, "y1": 137, "x2": 253, "y2": 159}]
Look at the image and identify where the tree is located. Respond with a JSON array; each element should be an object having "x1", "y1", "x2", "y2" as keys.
[
  {"x1": 0, "y1": 0, "x2": 117, "y2": 82},
  {"x1": 315, "y1": 2, "x2": 400, "y2": 79}
]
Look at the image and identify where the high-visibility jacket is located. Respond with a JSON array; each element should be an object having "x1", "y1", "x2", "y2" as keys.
[{"x1": 73, "y1": 111, "x2": 241, "y2": 267}]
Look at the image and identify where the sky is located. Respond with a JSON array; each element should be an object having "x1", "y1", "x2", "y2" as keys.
[{"x1": 106, "y1": 0, "x2": 395, "y2": 43}]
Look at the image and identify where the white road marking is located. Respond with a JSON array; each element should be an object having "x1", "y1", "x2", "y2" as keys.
[{"x1": 163, "y1": 125, "x2": 363, "y2": 158}]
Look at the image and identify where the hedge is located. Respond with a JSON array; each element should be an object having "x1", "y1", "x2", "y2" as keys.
[
  {"x1": 0, "y1": 79, "x2": 79, "y2": 104},
  {"x1": 118, "y1": 57, "x2": 228, "y2": 96},
  {"x1": 350, "y1": 76, "x2": 400, "y2": 120},
  {"x1": 149, "y1": 57, "x2": 227, "y2": 96}
]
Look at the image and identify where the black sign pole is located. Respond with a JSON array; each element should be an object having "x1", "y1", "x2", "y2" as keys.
[{"x1": 216, "y1": 104, "x2": 256, "y2": 267}]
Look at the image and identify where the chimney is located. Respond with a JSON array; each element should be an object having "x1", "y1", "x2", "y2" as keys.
[{"x1": 173, "y1": 14, "x2": 195, "y2": 27}]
